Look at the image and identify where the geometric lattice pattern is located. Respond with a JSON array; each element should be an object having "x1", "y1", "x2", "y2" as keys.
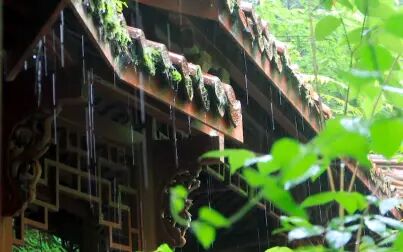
[{"x1": 13, "y1": 122, "x2": 141, "y2": 251}]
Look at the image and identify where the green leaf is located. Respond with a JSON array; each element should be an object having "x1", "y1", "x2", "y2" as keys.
[
  {"x1": 374, "y1": 215, "x2": 403, "y2": 230},
  {"x1": 364, "y1": 217, "x2": 387, "y2": 235},
  {"x1": 354, "y1": 0, "x2": 379, "y2": 15},
  {"x1": 199, "y1": 207, "x2": 230, "y2": 228},
  {"x1": 271, "y1": 138, "x2": 301, "y2": 168},
  {"x1": 321, "y1": 0, "x2": 334, "y2": 10},
  {"x1": 191, "y1": 221, "x2": 216, "y2": 249},
  {"x1": 315, "y1": 16, "x2": 342, "y2": 41},
  {"x1": 170, "y1": 185, "x2": 188, "y2": 214},
  {"x1": 379, "y1": 198, "x2": 403, "y2": 215},
  {"x1": 356, "y1": 44, "x2": 394, "y2": 71},
  {"x1": 262, "y1": 177, "x2": 307, "y2": 219},
  {"x1": 288, "y1": 226, "x2": 324, "y2": 241},
  {"x1": 254, "y1": 155, "x2": 281, "y2": 175},
  {"x1": 393, "y1": 232, "x2": 403, "y2": 250},
  {"x1": 155, "y1": 244, "x2": 173, "y2": 252},
  {"x1": 266, "y1": 247, "x2": 293, "y2": 252},
  {"x1": 325, "y1": 230, "x2": 352, "y2": 249},
  {"x1": 201, "y1": 149, "x2": 255, "y2": 174},
  {"x1": 243, "y1": 168, "x2": 270, "y2": 187},
  {"x1": 301, "y1": 191, "x2": 368, "y2": 214},
  {"x1": 329, "y1": 214, "x2": 361, "y2": 228},
  {"x1": 280, "y1": 216, "x2": 313, "y2": 228},
  {"x1": 294, "y1": 246, "x2": 326, "y2": 252},
  {"x1": 370, "y1": 119, "x2": 403, "y2": 158},
  {"x1": 383, "y1": 85, "x2": 403, "y2": 108},
  {"x1": 337, "y1": 0, "x2": 354, "y2": 9},
  {"x1": 313, "y1": 118, "x2": 371, "y2": 167},
  {"x1": 344, "y1": 27, "x2": 363, "y2": 46},
  {"x1": 385, "y1": 13, "x2": 403, "y2": 38},
  {"x1": 281, "y1": 153, "x2": 318, "y2": 189}
]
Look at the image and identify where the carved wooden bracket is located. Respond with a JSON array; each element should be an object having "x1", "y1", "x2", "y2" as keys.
[
  {"x1": 3, "y1": 108, "x2": 59, "y2": 216},
  {"x1": 150, "y1": 135, "x2": 223, "y2": 248}
]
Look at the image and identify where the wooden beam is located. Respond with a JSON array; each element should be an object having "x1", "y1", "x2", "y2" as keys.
[
  {"x1": 134, "y1": 0, "x2": 219, "y2": 21},
  {"x1": 94, "y1": 75, "x2": 230, "y2": 141},
  {"x1": 6, "y1": 0, "x2": 69, "y2": 81},
  {"x1": 69, "y1": 1, "x2": 243, "y2": 143}
]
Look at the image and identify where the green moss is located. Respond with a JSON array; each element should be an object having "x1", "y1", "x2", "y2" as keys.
[
  {"x1": 183, "y1": 75, "x2": 194, "y2": 101},
  {"x1": 226, "y1": 0, "x2": 239, "y2": 14},
  {"x1": 142, "y1": 48, "x2": 157, "y2": 76},
  {"x1": 86, "y1": 0, "x2": 133, "y2": 64},
  {"x1": 170, "y1": 68, "x2": 182, "y2": 83},
  {"x1": 190, "y1": 65, "x2": 210, "y2": 111}
]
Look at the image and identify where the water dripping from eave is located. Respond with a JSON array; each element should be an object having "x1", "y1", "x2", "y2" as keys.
[
  {"x1": 264, "y1": 202, "x2": 270, "y2": 249},
  {"x1": 269, "y1": 85, "x2": 275, "y2": 132},
  {"x1": 187, "y1": 116, "x2": 191, "y2": 136},
  {"x1": 60, "y1": 10, "x2": 65, "y2": 68},
  {"x1": 52, "y1": 73, "x2": 57, "y2": 145},
  {"x1": 242, "y1": 50, "x2": 249, "y2": 105},
  {"x1": 35, "y1": 39, "x2": 44, "y2": 108}
]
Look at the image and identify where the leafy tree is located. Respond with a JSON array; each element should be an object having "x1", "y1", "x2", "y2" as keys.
[{"x1": 168, "y1": 0, "x2": 403, "y2": 251}]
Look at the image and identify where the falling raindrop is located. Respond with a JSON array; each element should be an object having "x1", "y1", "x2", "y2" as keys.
[
  {"x1": 270, "y1": 103, "x2": 275, "y2": 132},
  {"x1": 188, "y1": 115, "x2": 191, "y2": 136},
  {"x1": 90, "y1": 70, "x2": 98, "y2": 199},
  {"x1": 35, "y1": 40, "x2": 43, "y2": 108},
  {"x1": 52, "y1": 73, "x2": 57, "y2": 145},
  {"x1": 294, "y1": 114, "x2": 299, "y2": 140},
  {"x1": 167, "y1": 23, "x2": 171, "y2": 50},
  {"x1": 131, "y1": 124, "x2": 136, "y2": 167},
  {"x1": 242, "y1": 50, "x2": 249, "y2": 105},
  {"x1": 172, "y1": 88, "x2": 178, "y2": 169},
  {"x1": 113, "y1": 71, "x2": 116, "y2": 88},
  {"x1": 207, "y1": 174, "x2": 212, "y2": 209},
  {"x1": 269, "y1": 86, "x2": 275, "y2": 131},
  {"x1": 319, "y1": 179, "x2": 323, "y2": 223},
  {"x1": 264, "y1": 203, "x2": 270, "y2": 248},
  {"x1": 60, "y1": 10, "x2": 65, "y2": 68},
  {"x1": 139, "y1": 73, "x2": 146, "y2": 124},
  {"x1": 178, "y1": 0, "x2": 183, "y2": 26},
  {"x1": 52, "y1": 29, "x2": 56, "y2": 71},
  {"x1": 24, "y1": 61, "x2": 28, "y2": 71},
  {"x1": 86, "y1": 68, "x2": 97, "y2": 210},
  {"x1": 278, "y1": 89, "x2": 282, "y2": 105},
  {"x1": 85, "y1": 105, "x2": 92, "y2": 207},
  {"x1": 301, "y1": 115, "x2": 305, "y2": 132},
  {"x1": 81, "y1": 35, "x2": 85, "y2": 73},
  {"x1": 43, "y1": 36, "x2": 48, "y2": 77}
]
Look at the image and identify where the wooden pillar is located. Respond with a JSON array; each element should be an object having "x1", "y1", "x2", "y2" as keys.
[
  {"x1": 0, "y1": 217, "x2": 13, "y2": 252},
  {"x1": 139, "y1": 117, "x2": 159, "y2": 251}
]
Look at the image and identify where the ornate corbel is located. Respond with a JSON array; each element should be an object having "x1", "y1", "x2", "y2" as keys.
[{"x1": 2, "y1": 107, "x2": 61, "y2": 216}]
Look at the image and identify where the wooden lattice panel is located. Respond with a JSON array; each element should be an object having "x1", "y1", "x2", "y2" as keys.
[{"x1": 13, "y1": 123, "x2": 142, "y2": 251}]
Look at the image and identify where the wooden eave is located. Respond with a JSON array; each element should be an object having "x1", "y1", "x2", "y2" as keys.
[
  {"x1": 69, "y1": 1, "x2": 243, "y2": 143},
  {"x1": 136, "y1": 0, "x2": 325, "y2": 133}
]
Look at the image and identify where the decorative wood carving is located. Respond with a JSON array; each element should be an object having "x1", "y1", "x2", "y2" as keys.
[
  {"x1": 151, "y1": 136, "x2": 222, "y2": 248},
  {"x1": 3, "y1": 108, "x2": 60, "y2": 216}
]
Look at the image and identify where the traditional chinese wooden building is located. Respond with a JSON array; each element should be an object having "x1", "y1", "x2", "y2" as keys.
[{"x1": 1, "y1": 0, "x2": 333, "y2": 251}]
